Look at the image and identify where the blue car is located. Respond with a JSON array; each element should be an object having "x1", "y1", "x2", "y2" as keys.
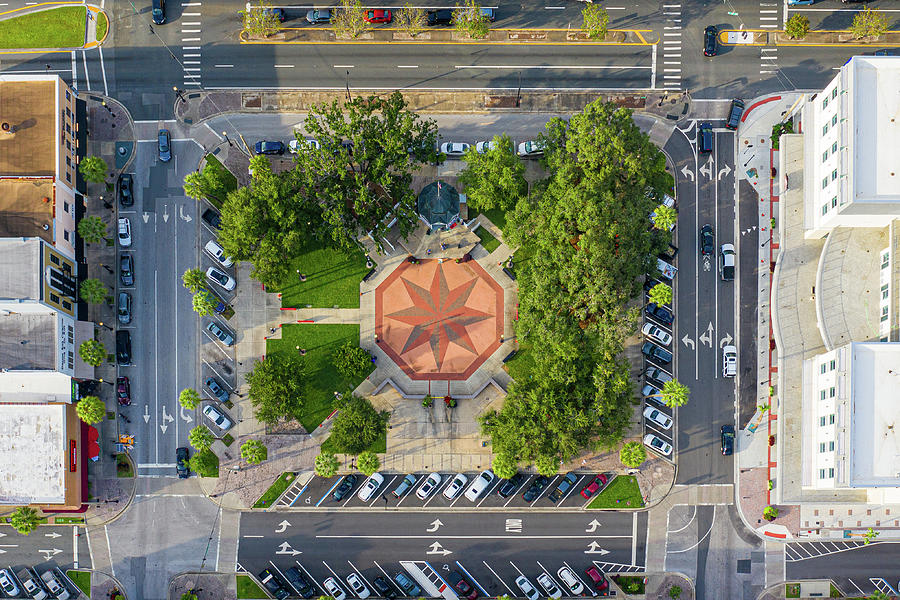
[{"x1": 158, "y1": 129, "x2": 171, "y2": 162}]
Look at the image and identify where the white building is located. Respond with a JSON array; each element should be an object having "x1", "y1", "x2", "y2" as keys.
[{"x1": 802, "y1": 56, "x2": 900, "y2": 237}]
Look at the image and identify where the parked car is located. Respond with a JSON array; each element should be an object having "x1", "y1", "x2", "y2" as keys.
[
  {"x1": 645, "y1": 366, "x2": 673, "y2": 386},
  {"x1": 17, "y1": 568, "x2": 47, "y2": 600},
  {"x1": 447, "y1": 571, "x2": 478, "y2": 600},
  {"x1": 392, "y1": 474, "x2": 417, "y2": 498},
  {"x1": 204, "y1": 240, "x2": 234, "y2": 267},
  {"x1": 465, "y1": 469, "x2": 495, "y2": 501},
  {"x1": 537, "y1": 573, "x2": 562, "y2": 600},
  {"x1": 116, "y1": 330, "x2": 132, "y2": 365},
  {"x1": 497, "y1": 472, "x2": 524, "y2": 498},
  {"x1": 203, "y1": 404, "x2": 234, "y2": 431},
  {"x1": 365, "y1": 9, "x2": 392, "y2": 23},
  {"x1": 0, "y1": 568, "x2": 20, "y2": 597},
  {"x1": 259, "y1": 569, "x2": 290, "y2": 600},
  {"x1": 726, "y1": 98, "x2": 745, "y2": 130},
  {"x1": 289, "y1": 138, "x2": 320, "y2": 153},
  {"x1": 723, "y1": 345, "x2": 737, "y2": 377},
  {"x1": 584, "y1": 567, "x2": 609, "y2": 593},
  {"x1": 346, "y1": 573, "x2": 371, "y2": 599},
  {"x1": 642, "y1": 323, "x2": 673, "y2": 346},
  {"x1": 202, "y1": 208, "x2": 221, "y2": 229},
  {"x1": 556, "y1": 567, "x2": 584, "y2": 596},
  {"x1": 206, "y1": 321, "x2": 235, "y2": 346},
  {"x1": 548, "y1": 472, "x2": 578, "y2": 503},
  {"x1": 642, "y1": 382, "x2": 661, "y2": 398},
  {"x1": 118, "y1": 173, "x2": 134, "y2": 207},
  {"x1": 660, "y1": 241, "x2": 679, "y2": 261},
  {"x1": 787, "y1": 0, "x2": 815, "y2": 4},
  {"x1": 120, "y1": 253, "x2": 134, "y2": 286},
  {"x1": 703, "y1": 25, "x2": 718, "y2": 57},
  {"x1": 40, "y1": 571, "x2": 70, "y2": 600},
  {"x1": 358, "y1": 472, "x2": 385, "y2": 501},
  {"x1": 264, "y1": 7, "x2": 285, "y2": 21},
  {"x1": 372, "y1": 576, "x2": 397, "y2": 600},
  {"x1": 721, "y1": 424, "x2": 735, "y2": 455},
  {"x1": 205, "y1": 376, "x2": 229, "y2": 403},
  {"x1": 700, "y1": 223, "x2": 715, "y2": 255},
  {"x1": 719, "y1": 243, "x2": 736, "y2": 281},
  {"x1": 517, "y1": 140, "x2": 545, "y2": 157},
  {"x1": 158, "y1": 128, "x2": 171, "y2": 162},
  {"x1": 393, "y1": 573, "x2": 422, "y2": 597},
  {"x1": 580, "y1": 473, "x2": 608, "y2": 499},
  {"x1": 117, "y1": 217, "x2": 132, "y2": 247},
  {"x1": 643, "y1": 406, "x2": 674, "y2": 430},
  {"x1": 475, "y1": 139, "x2": 511, "y2": 153},
  {"x1": 152, "y1": 0, "x2": 166, "y2": 24},
  {"x1": 440, "y1": 142, "x2": 470, "y2": 156},
  {"x1": 324, "y1": 577, "x2": 347, "y2": 600},
  {"x1": 642, "y1": 341, "x2": 673, "y2": 364},
  {"x1": 333, "y1": 474, "x2": 358, "y2": 501},
  {"x1": 206, "y1": 266, "x2": 236, "y2": 291},
  {"x1": 522, "y1": 475, "x2": 551, "y2": 502},
  {"x1": 443, "y1": 473, "x2": 468, "y2": 499},
  {"x1": 117, "y1": 376, "x2": 131, "y2": 405},
  {"x1": 698, "y1": 122, "x2": 713, "y2": 153},
  {"x1": 306, "y1": 8, "x2": 331, "y2": 23},
  {"x1": 176, "y1": 447, "x2": 190, "y2": 478},
  {"x1": 416, "y1": 472, "x2": 442, "y2": 499},
  {"x1": 515, "y1": 576, "x2": 539, "y2": 600},
  {"x1": 874, "y1": 49, "x2": 898, "y2": 56},
  {"x1": 118, "y1": 291, "x2": 132, "y2": 324},
  {"x1": 254, "y1": 140, "x2": 285, "y2": 155},
  {"x1": 645, "y1": 302, "x2": 674, "y2": 325},
  {"x1": 427, "y1": 9, "x2": 453, "y2": 25},
  {"x1": 644, "y1": 433, "x2": 673, "y2": 456},
  {"x1": 285, "y1": 567, "x2": 316, "y2": 599}
]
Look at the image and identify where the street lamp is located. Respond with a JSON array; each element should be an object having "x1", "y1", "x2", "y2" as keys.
[
  {"x1": 346, "y1": 71, "x2": 351, "y2": 101},
  {"x1": 223, "y1": 131, "x2": 233, "y2": 146},
  {"x1": 98, "y1": 322, "x2": 113, "y2": 331},
  {"x1": 97, "y1": 378, "x2": 114, "y2": 386}
]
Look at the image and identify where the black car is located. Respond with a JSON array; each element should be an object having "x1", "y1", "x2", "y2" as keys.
[
  {"x1": 118, "y1": 173, "x2": 133, "y2": 207},
  {"x1": 373, "y1": 576, "x2": 397, "y2": 600},
  {"x1": 700, "y1": 224, "x2": 714, "y2": 255},
  {"x1": 726, "y1": 98, "x2": 745, "y2": 130},
  {"x1": 254, "y1": 140, "x2": 285, "y2": 155},
  {"x1": 202, "y1": 208, "x2": 222, "y2": 229},
  {"x1": 446, "y1": 571, "x2": 478, "y2": 600},
  {"x1": 285, "y1": 567, "x2": 316, "y2": 599},
  {"x1": 259, "y1": 569, "x2": 289, "y2": 600},
  {"x1": 645, "y1": 303, "x2": 674, "y2": 325},
  {"x1": 205, "y1": 377, "x2": 229, "y2": 403},
  {"x1": 522, "y1": 475, "x2": 551, "y2": 502},
  {"x1": 642, "y1": 341, "x2": 673, "y2": 364},
  {"x1": 721, "y1": 425, "x2": 735, "y2": 455},
  {"x1": 116, "y1": 330, "x2": 132, "y2": 365},
  {"x1": 703, "y1": 25, "x2": 718, "y2": 56},
  {"x1": 120, "y1": 254, "x2": 134, "y2": 286},
  {"x1": 152, "y1": 0, "x2": 166, "y2": 24},
  {"x1": 497, "y1": 472, "x2": 524, "y2": 498},
  {"x1": 176, "y1": 447, "x2": 190, "y2": 478},
  {"x1": 548, "y1": 472, "x2": 578, "y2": 503},
  {"x1": 698, "y1": 123, "x2": 713, "y2": 153},
  {"x1": 427, "y1": 9, "x2": 453, "y2": 25},
  {"x1": 332, "y1": 474, "x2": 358, "y2": 501}
]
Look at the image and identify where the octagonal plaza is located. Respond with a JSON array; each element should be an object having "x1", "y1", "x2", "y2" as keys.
[{"x1": 375, "y1": 258, "x2": 504, "y2": 381}]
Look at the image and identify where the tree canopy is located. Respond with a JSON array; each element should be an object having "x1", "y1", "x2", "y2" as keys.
[
  {"x1": 245, "y1": 353, "x2": 306, "y2": 425},
  {"x1": 183, "y1": 159, "x2": 235, "y2": 205},
  {"x1": 189, "y1": 425, "x2": 215, "y2": 451},
  {"x1": 357, "y1": 450, "x2": 380, "y2": 476},
  {"x1": 80, "y1": 278, "x2": 109, "y2": 304},
  {"x1": 78, "y1": 215, "x2": 107, "y2": 244},
  {"x1": 79, "y1": 155, "x2": 107, "y2": 183},
  {"x1": 459, "y1": 134, "x2": 527, "y2": 214},
  {"x1": 179, "y1": 388, "x2": 201, "y2": 411},
  {"x1": 315, "y1": 452, "x2": 340, "y2": 478},
  {"x1": 332, "y1": 342, "x2": 373, "y2": 379},
  {"x1": 76, "y1": 395, "x2": 105, "y2": 424},
  {"x1": 10, "y1": 506, "x2": 41, "y2": 535},
  {"x1": 327, "y1": 394, "x2": 387, "y2": 454},
  {"x1": 241, "y1": 439, "x2": 268, "y2": 464},
  {"x1": 79, "y1": 339, "x2": 106, "y2": 367}
]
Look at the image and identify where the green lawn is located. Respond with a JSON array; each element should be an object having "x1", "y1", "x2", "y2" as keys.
[
  {"x1": 587, "y1": 475, "x2": 644, "y2": 509},
  {"x1": 504, "y1": 339, "x2": 534, "y2": 383},
  {"x1": 320, "y1": 429, "x2": 386, "y2": 455},
  {"x1": 253, "y1": 472, "x2": 297, "y2": 509},
  {"x1": 274, "y1": 241, "x2": 370, "y2": 309},
  {"x1": 479, "y1": 206, "x2": 508, "y2": 234},
  {"x1": 55, "y1": 516, "x2": 85, "y2": 524},
  {"x1": 0, "y1": 6, "x2": 86, "y2": 49},
  {"x1": 475, "y1": 226, "x2": 501, "y2": 253},
  {"x1": 95, "y1": 10, "x2": 108, "y2": 41},
  {"x1": 116, "y1": 453, "x2": 134, "y2": 478},
  {"x1": 203, "y1": 154, "x2": 238, "y2": 209},
  {"x1": 236, "y1": 574, "x2": 267, "y2": 599},
  {"x1": 66, "y1": 570, "x2": 91, "y2": 596},
  {"x1": 267, "y1": 324, "x2": 373, "y2": 431}
]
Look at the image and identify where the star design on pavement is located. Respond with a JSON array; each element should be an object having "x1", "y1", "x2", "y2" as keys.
[{"x1": 386, "y1": 264, "x2": 492, "y2": 370}]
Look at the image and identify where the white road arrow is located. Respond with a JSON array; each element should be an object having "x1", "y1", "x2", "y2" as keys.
[
  {"x1": 699, "y1": 322, "x2": 714, "y2": 348},
  {"x1": 275, "y1": 520, "x2": 291, "y2": 534},
  {"x1": 682, "y1": 335, "x2": 695, "y2": 350},
  {"x1": 142, "y1": 212, "x2": 150, "y2": 223},
  {"x1": 161, "y1": 405, "x2": 174, "y2": 433},
  {"x1": 699, "y1": 154, "x2": 715, "y2": 180},
  {"x1": 180, "y1": 406, "x2": 193, "y2": 424},
  {"x1": 44, "y1": 532, "x2": 62, "y2": 538},
  {"x1": 426, "y1": 519, "x2": 443, "y2": 533},
  {"x1": 585, "y1": 519, "x2": 602, "y2": 533},
  {"x1": 584, "y1": 541, "x2": 610, "y2": 555},
  {"x1": 179, "y1": 205, "x2": 192, "y2": 222},
  {"x1": 0, "y1": 532, "x2": 7, "y2": 538},
  {"x1": 719, "y1": 332, "x2": 734, "y2": 348},
  {"x1": 162, "y1": 205, "x2": 169, "y2": 223},
  {"x1": 276, "y1": 541, "x2": 302, "y2": 556},
  {"x1": 703, "y1": 257, "x2": 711, "y2": 272},
  {"x1": 143, "y1": 405, "x2": 151, "y2": 424},
  {"x1": 718, "y1": 163, "x2": 732, "y2": 180},
  {"x1": 426, "y1": 542, "x2": 452, "y2": 556},
  {"x1": 681, "y1": 164, "x2": 694, "y2": 182},
  {"x1": 39, "y1": 548, "x2": 63, "y2": 559}
]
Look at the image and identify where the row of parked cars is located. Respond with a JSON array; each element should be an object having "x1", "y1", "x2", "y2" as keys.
[
  {"x1": 300, "y1": 7, "x2": 495, "y2": 25},
  {"x1": 0, "y1": 566, "x2": 72, "y2": 600},
  {"x1": 252, "y1": 137, "x2": 547, "y2": 159}
]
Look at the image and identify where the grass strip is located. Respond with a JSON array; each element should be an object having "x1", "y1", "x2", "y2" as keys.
[
  {"x1": 587, "y1": 475, "x2": 644, "y2": 509},
  {"x1": 236, "y1": 574, "x2": 267, "y2": 599},
  {"x1": 252, "y1": 472, "x2": 297, "y2": 509},
  {"x1": 95, "y1": 10, "x2": 108, "y2": 41},
  {"x1": 66, "y1": 570, "x2": 91, "y2": 596},
  {"x1": 0, "y1": 6, "x2": 86, "y2": 49}
]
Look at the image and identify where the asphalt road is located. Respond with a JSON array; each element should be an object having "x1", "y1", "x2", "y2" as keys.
[
  {"x1": 785, "y1": 540, "x2": 900, "y2": 597},
  {"x1": 0, "y1": 525, "x2": 90, "y2": 573},
  {"x1": 238, "y1": 510, "x2": 648, "y2": 597}
]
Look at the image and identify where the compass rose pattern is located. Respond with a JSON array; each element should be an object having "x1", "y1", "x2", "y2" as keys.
[{"x1": 375, "y1": 259, "x2": 504, "y2": 380}]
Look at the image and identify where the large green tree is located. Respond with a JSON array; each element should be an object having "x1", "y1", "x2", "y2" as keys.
[
  {"x1": 357, "y1": 450, "x2": 380, "y2": 476},
  {"x1": 76, "y1": 395, "x2": 105, "y2": 424},
  {"x1": 459, "y1": 134, "x2": 527, "y2": 215},
  {"x1": 179, "y1": 388, "x2": 201, "y2": 411},
  {"x1": 491, "y1": 451, "x2": 518, "y2": 480},
  {"x1": 182, "y1": 268, "x2": 207, "y2": 294},
  {"x1": 241, "y1": 439, "x2": 268, "y2": 464},
  {"x1": 189, "y1": 449, "x2": 218, "y2": 477},
  {"x1": 189, "y1": 425, "x2": 215, "y2": 451},
  {"x1": 241, "y1": 0, "x2": 280, "y2": 36},
  {"x1": 315, "y1": 452, "x2": 340, "y2": 478},
  {"x1": 245, "y1": 353, "x2": 306, "y2": 425},
  {"x1": 79, "y1": 339, "x2": 106, "y2": 367},
  {"x1": 77, "y1": 215, "x2": 107, "y2": 244},
  {"x1": 78, "y1": 155, "x2": 107, "y2": 183},
  {"x1": 183, "y1": 160, "x2": 235, "y2": 205},
  {"x1": 327, "y1": 394, "x2": 386, "y2": 454},
  {"x1": 192, "y1": 290, "x2": 220, "y2": 316},
  {"x1": 332, "y1": 341, "x2": 372, "y2": 379},
  {"x1": 452, "y1": 0, "x2": 490, "y2": 39},
  {"x1": 9, "y1": 506, "x2": 41, "y2": 535},
  {"x1": 79, "y1": 278, "x2": 109, "y2": 304}
]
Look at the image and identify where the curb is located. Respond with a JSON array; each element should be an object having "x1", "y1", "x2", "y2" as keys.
[
  {"x1": 80, "y1": 92, "x2": 139, "y2": 176},
  {"x1": 86, "y1": 454, "x2": 138, "y2": 528},
  {"x1": 0, "y1": 2, "x2": 105, "y2": 53},
  {"x1": 718, "y1": 27, "x2": 900, "y2": 47}
]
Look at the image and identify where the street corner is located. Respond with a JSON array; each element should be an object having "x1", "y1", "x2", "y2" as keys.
[{"x1": 645, "y1": 572, "x2": 694, "y2": 600}]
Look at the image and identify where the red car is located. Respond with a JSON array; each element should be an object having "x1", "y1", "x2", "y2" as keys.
[
  {"x1": 584, "y1": 567, "x2": 609, "y2": 593},
  {"x1": 365, "y1": 9, "x2": 392, "y2": 23},
  {"x1": 116, "y1": 376, "x2": 131, "y2": 406},
  {"x1": 580, "y1": 473, "x2": 608, "y2": 499}
]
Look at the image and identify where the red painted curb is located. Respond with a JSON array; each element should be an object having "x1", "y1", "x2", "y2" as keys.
[
  {"x1": 764, "y1": 531, "x2": 787, "y2": 539},
  {"x1": 298, "y1": 319, "x2": 314, "y2": 323},
  {"x1": 741, "y1": 95, "x2": 782, "y2": 123},
  {"x1": 279, "y1": 307, "x2": 296, "y2": 311}
]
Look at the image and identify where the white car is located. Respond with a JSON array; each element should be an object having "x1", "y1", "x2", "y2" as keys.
[
  {"x1": 324, "y1": 577, "x2": 347, "y2": 600},
  {"x1": 443, "y1": 472, "x2": 468, "y2": 499},
  {"x1": 206, "y1": 266, "x2": 236, "y2": 291},
  {"x1": 204, "y1": 240, "x2": 234, "y2": 267},
  {"x1": 723, "y1": 344, "x2": 737, "y2": 377},
  {"x1": 440, "y1": 142, "x2": 470, "y2": 156},
  {"x1": 644, "y1": 433, "x2": 673, "y2": 456},
  {"x1": 0, "y1": 569, "x2": 19, "y2": 598},
  {"x1": 41, "y1": 571, "x2": 70, "y2": 600},
  {"x1": 346, "y1": 573, "x2": 370, "y2": 599},
  {"x1": 475, "y1": 139, "x2": 513, "y2": 154},
  {"x1": 642, "y1": 323, "x2": 673, "y2": 347},
  {"x1": 464, "y1": 469, "x2": 495, "y2": 501},
  {"x1": 515, "y1": 576, "x2": 540, "y2": 600},
  {"x1": 517, "y1": 140, "x2": 545, "y2": 157},
  {"x1": 202, "y1": 404, "x2": 233, "y2": 431},
  {"x1": 358, "y1": 472, "x2": 385, "y2": 501},
  {"x1": 719, "y1": 243, "x2": 736, "y2": 281},
  {"x1": 556, "y1": 567, "x2": 584, "y2": 596},
  {"x1": 643, "y1": 406, "x2": 673, "y2": 430},
  {"x1": 117, "y1": 217, "x2": 132, "y2": 247},
  {"x1": 289, "y1": 138, "x2": 320, "y2": 153},
  {"x1": 537, "y1": 573, "x2": 562, "y2": 600},
  {"x1": 416, "y1": 472, "x2": 443, "y2": 499}
]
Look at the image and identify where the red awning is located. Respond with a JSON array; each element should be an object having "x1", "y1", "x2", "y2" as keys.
[{"x1": 87, "y1": 426, "x2": 99, "y2": 443}]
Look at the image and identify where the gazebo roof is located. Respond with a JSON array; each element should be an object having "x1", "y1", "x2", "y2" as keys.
[{"x1": 417, "y1": 180, "x2": 460, "y2": 228}]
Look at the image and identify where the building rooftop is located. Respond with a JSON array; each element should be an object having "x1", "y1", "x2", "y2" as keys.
[
  {"x1": 0, "y1": 238, "x2": 42, "y2": 300},
  {"x1": 849, "y1": 343, "x2": 900, "y2": 487},
  {"x1": 0, "y1": 179, "x2": 55, "y2": 242},
  {"x1": 0, "y1": 403, "x2": 66, "y2": 505},
  {"x1": 0, "y1": 79, "x2": 56, "y2": 177},
  {"x1": 850, "y1": 56, "x2": 900, "y2": 204},
  {"x1": 0, "y1": 311, "x2": 57, "y2": 371}
]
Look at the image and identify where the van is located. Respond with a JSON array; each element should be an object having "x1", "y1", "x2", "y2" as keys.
[
  {"x1": 204, "y1": 240, "x2": 234, "y2": 267},
  {"x1": 726, "y1": 98, "x2": 745, "y2": 130},
  {"x1": 464, "y1": 469, "x2": 495, "y2": 501},
  {"x1": 723, "y1": 345, "x2": 737, "y2": 377}
]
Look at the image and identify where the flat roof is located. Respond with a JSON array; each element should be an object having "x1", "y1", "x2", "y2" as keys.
[
  {"x1": 0, "y1": 179, "x2": 55, "y2": 242},
  {"x1": 850, "y1": 56, "x2": 900, "y2": 203},
  {"x1": 0, "y1": 238, "x2": 42, "y2": 301},
  {"x1": 0, "y1": 403, "x2": 66, "y2": 504},
  {"x1": 849, "y1": 342, "x2": 900, "y2": 486},
  {"x1": 0, "y1": 79, "x2": 56, "y2": 176},
  {"x1": 0, "y1": 311, "x2": 57, "y2": 371}
]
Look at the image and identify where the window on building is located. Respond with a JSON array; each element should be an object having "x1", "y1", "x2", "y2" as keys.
[
  {"x1": 63, "y1": 230, "x2": 70, "y2": 242},
  {"x1": 822, "y1": 177, "x2": 829, "y2": 190},
  {"x1": 831, "y1": 169, "x2": 838, "y2": 181},
  {"x1": 828, "y1": 468, "x2": 835, "y2": 478},
  {"x1": 832, "y1": 88, "x2": 838, "y2": 99},
  {"x1": 832, "y1": 115, "x2": 838, "y2": 126},
  {"x1": 66, "y1": 156, "x2": 71, "y2": 167},
  {"x1": 830, "y1": 360, "x2": 835, "y2": 370},
  {"x1": 820, "y1": 416, "x2": 827, "y2": 426},
  {"x1": 819, "y1": 469, "x2": 827, "y2": 479},
  {"x1": 822, "y1": 151, "x2": 829, "y2": 162},
  {"x1": 882, "y1": 253, "x2": 890, "y2": 269},
  {"x1": 829, "y1": 387, "x2": 835, "y2": 398},
  {"x1": 820, "y1": 364, "x2": 826, "y2": 374},
  {"x1": 832, "y1": 142, "x2": 838, "y2": 153},
  {"x1": 65, "y1": 107, "x2": 71, "y2": 118},
  {"x1": 66, "y1": 172, "x2": 71, "y2": 183},
  {"x1": 62, "y1": 300, "x2": 72, "y2": 311},
  {"x1": 829, "y1": 414, "x2": 835, "y2": 424},
  {"x1": 822, "y1": 205, "x2": 828, "y2": 216},
  {"x1": 820, "y1": 390, "x2": 826, "y2": 400},
  {"x1": 823, "y1": 97, "x2": 828, "y2": 109},
  {"x1": 829, "y1": 441, "x2": 835, "y2": 451},
  {"x1": 49, "y1": 293, "x2": 60, "y2": 304},
  {"x1": 831, "y1": 197, "x2": 838, "y2": 208},
  {"x1": 66, "y1": 140, "x2": 71, "y2": 151},
  {"x1": 881, "y1": 306, "x2": 889, "y2": 322},
  {"x1": 823, "y1": 124, "x2": 829, "y2": 135},
  {"x1": 819, "y1": 443, "x2": 826, "y2": 453},
  {"x1": 883, "y1": 284, "x2": 890, "y2": 300},
  {"x1": 65, "y1": 90, "x2": 70, "y2": 100},
  {"x1": 65, "y1": 123, "x2": 70, "y2": 134},
  {"x1": 50, "y1": 254, "x2": 60, "y2": 265},
  {"x1": 63, "y1": 202, "x2": 69, "y2": 213}
]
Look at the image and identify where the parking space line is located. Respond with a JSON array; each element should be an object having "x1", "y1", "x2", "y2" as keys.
[
  {"x1": 482, "y1": 561, "x2": 516, "y2": 596},
  {"x1": 316, "y1": 478, "x2": 344, "y2": 507},
  {"x1": 373, "y1": 560, "x2": 405, "y2": 596},
  {"x1": 562, "y1": 560, "x2": 595, "y2": 597},
  {"x1": 533, "y1": 475, "x2": 559, "y2": 502},
  {"x1": 560, "y1": 475, "x2": 587, "y2": 505},
  {"x1": 322, "y1": 561, "x2": 348, "y2": 596},
  {"x1": 395, "y1": 475, "x2": 420, "y2": 506},
  {"x1": 504, "y1": 476, "x2": 532, "y2": 507},
  {"x1": 456, "y1": 561, "x2": 489, "y2": 597},
  {"x1": 348, "y1": 560, "x2": 376, "y2": 593},
  {"x1": 372, "y1": 475, "x2": 398, "y2": 506},
  {"x1": 422, "y1": 473, "x2": 451, "y2": 508},
  {"x1": 341, "y1": 483, "x2": 359, "y2": 508},
  {"x1": 476, "y1": 478, "x2": 502, "y2": 507},
  {"x1": 508, "y1": 560, "x2": 527, "y2": 581},
  {"x1": 295, "y1": 561, "x2": 326, "y2": 593}
]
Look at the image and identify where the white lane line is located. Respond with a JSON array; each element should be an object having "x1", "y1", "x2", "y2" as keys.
[
  {"x1": 184, "y1": 53, "x2": 201, "y2": 57},
  {"x1": 664, "y1": 61, "x2": 681, "y2": 64},
  {"x1": 348, "y1": 560, "x2": 377, "y2": 593},
  {"x1": 183, "y1": 67, "x2": 202, "y2": 71},
  {"x1": 274, "y1": 64, "x2": 295, "y2": 68},
  {"x1": 397, "y1": 65, "x2": 419, "y2": 68},
  {"x1": 317, "y1": 534, "x2": 633, "y2": 539},
  {"x1": 544, "y1": 6, "x2": 565, "y2": 9},
  {"x1": 334, "y1": 64, "x2": 355, "y2": 68},
  {"x1": 454, "y1": 64, "x2": 653, "y2": 70},
  {"x1": 184, "y1": 61, "x2": 201, "y2": 64},
  {"x1": 181, "y1": 29, "x2": 202, "y2": 32},
  {"x1": 98, "y1": 43, "x2": 109, "y2": 96},
  {"x1": 72, "y1": 526, "x2": 79, "y2": 569},
  {"x1": 183, "y1": 21, "x2": 202, "y2": 25},
  {"x1": 104, "y1": 525, "x2": 115, "y2": 578},
  {"x1": 760, "y1": 24, "x2": 777, "y2": 28},
  {"x1": 184, "y1": 46, "x2": 201, "y2": 49},
  {"x1": 183, "y1": 12, "x2": 201, "y2": 15},
  {"x1": 632, "y1": 512, "x2": 638, "y2": 565},
  {"x1": 184, "y1": 81, "x2": 202, "y2": 86},
  {"x1": 70, "y1": 51, "x2": 77, "y2": 91},
  {"x1": 663, "y1": 75, "x2": 681, "y2": 79},
  {"x1": 215, "y1": 64, "x2": 234, "y2": 68},
  {"x1": 182, "y1": 37, "x2": 201, "y2": 41},
  {"x1": 664, "y1": 68, "x2": 681, "y2": 72},
  {"x1": 181, "y1": 1, "x2": 202, "y2": 4}
]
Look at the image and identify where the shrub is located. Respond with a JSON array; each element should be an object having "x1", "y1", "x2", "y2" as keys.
[
  {"x1": 357, "y1": 450, "x2": 380, "y2": 476},
  {"x1": 315, "y1": 452, "x2": 340, "y2": 477}
]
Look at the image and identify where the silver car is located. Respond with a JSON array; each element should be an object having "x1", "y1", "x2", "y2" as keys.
[
  {"x1": 118, "y1": 291, "x2": 132, "y2": 324},
  {"x1": 443, "y1": 472, "x2": 468, "y2": 499},
  {"x1": 202, "y1": 404, "x2": 233, "y2": 431}
]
